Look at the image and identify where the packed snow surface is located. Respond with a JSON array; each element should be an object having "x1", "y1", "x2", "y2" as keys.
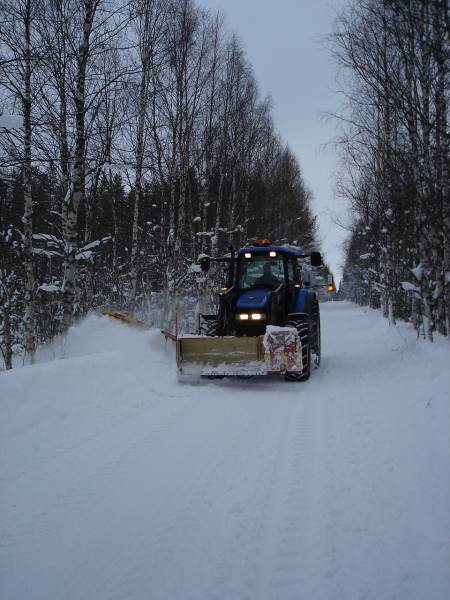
[{"x1": 1, "y1": 302, "x2": 449, "y2": 600}]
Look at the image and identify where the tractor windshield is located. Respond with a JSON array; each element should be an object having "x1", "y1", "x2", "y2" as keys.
[{"x1": 237, "y1": 255, "x2": 285, "y2": 289}]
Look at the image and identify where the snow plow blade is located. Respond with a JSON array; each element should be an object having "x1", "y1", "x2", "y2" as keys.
[
  {"x1": 102, "y1": 309, "x2": 150, "y2": 329},
  {"x1": 176, "y1": 327, "x2": 302, "y2": 377},
  {"x1": 177, "y1": 336, "x2": 266, "y2": 376}
]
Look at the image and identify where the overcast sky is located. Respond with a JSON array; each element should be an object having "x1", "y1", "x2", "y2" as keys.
[{"x1": 199, "y1": 0, "x2": 348, "y2": 280}]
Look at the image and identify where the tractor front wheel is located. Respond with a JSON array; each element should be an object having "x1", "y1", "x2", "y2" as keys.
[{"x1": 284, "y1": 316, "x2": 311, "y2": 382}]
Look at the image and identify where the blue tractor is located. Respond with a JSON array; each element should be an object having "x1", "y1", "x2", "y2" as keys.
[{"x1": 177, "y1": 240, "x2": 322, "y2": 381}]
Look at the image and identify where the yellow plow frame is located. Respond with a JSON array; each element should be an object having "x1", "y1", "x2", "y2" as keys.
[
  {"x1": 176, "y1": 336, "x2": 266, "y2": 376},
  {"x1": 175, "y1": 327, "x2": 303, "y2": 377}
]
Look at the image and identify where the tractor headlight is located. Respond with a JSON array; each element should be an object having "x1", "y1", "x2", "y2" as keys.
[{"x1": 238, "y1": 313, "x2": 265, "y2": 321}]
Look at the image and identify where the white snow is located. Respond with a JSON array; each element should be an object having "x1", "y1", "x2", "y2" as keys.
[
  {"x1": 1, "y1": 302, "x2": 449, "y2": 600},
  {"x1": 81, "y1": 239, "x2": 102, "y2": 251},
  {"x1": 32, "y1": 247, "x2": 63, "y2": 258},
  {"x1": 75, "y1": 249, "x2": 93, "y2": 261},
  {"x1": 411, "y1": 265, "x2": 423, "y2": 281},
  {"x1": 401, "y1": 281, "x2": 421, "y2": 293},
  {"x1": 33, "y1": 233, "x2": 62, "y2": 243},
  {"x1": 37, "y1": 284, "x2": 60, "y2": 293}
]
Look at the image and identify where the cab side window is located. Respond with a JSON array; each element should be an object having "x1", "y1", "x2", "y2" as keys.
[{"x1": 287, "y1": 259, "x2": 296, "y2": 284}]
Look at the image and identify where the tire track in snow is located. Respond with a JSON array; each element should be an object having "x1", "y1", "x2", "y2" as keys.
[
  {"x1": 204, "y1": 394, "x2": 296, "y2": 600},
  {"x1": 116, "y1": 390, "x2": 297, "y2": 600},
  {"x1": 252, "y1": 374, "x2": 341, "y2": 600},
  {"x1": 261, "y1": 397, "x2": 316, "y2": 599}
]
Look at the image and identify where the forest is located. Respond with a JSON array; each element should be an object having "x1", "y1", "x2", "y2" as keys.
[
  {"x1": 0, "y1": 0, "x2": 321, "y2": 368},
  {"x1": 331, "y1": 0, "x2": 449, "y2": 341}
]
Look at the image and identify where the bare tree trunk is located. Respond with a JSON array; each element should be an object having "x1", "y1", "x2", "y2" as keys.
[
  {"x1": 212, "y1": 169, "x2": 225, "y2": 255},
  {"x1": 129, "y1": 174, "x2": 141, "y2": 304},
  {"x1": 84, "y1": 188, "x2": 95, "y2": 309},
  {"x1": 175, "y1": 165, "x2": 188, "y2": 254},
  {"x1": 109, "y1": 170, "x2": 118, "y2": 292},
  {"x1": 199, "y1": 178, "x2": 209, "y2": 255},
  {"x1": 0, "y1": 271, "x2": 12, "y2": 370},
  {"x1": 2, "y1": 301, "x2": 12, "y2": 370},
  {"x1": 242, "y1": 175, "x2": 250, "y2": 245},
  {"x1": 166, "y1": 180, "x2": 177, "y2": 293},
  {"x1": 418, "y1": 0, "x2": 434, "y2": 341},
  {"x1": 130, "y1": 2, "x2": 152, "y2": 306},
  {"x1": 228, "y1": 168, "x2": 237, "y2": 247},
  {"x1": 62, "y1": 0, "x2": 96, "y2": 330},
  {"x1": 382, "y1": 2, "x2": 395, "y2": 326},
  {"x1": 433, "y1": 0, "x2": 449, "y2": 336},
  {"x1": 199, "y1": 16, "x2": 220, "y2": 255},
  {"x1": 59, "y1": 92, "x2": 70, "y2": 199},
  {"x1": 23, "y1": 0, "x2": 36, "y2": 362}
]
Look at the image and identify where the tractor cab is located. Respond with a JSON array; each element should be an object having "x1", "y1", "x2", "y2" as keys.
[{"x1": 212, "y1": 241, "x2": 321, "y2": 336}]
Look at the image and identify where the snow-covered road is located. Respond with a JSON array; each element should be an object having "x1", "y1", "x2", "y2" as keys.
[{"x1": 1, "y1": 302, "x2": 449, "y2": 600}]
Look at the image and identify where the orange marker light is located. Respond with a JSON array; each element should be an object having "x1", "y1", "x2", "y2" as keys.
[
  {"x1": 327, "y1": 283, "x2": 335, "y2": 293},
  {"x1": 251, "y1": 239, "x2": 272, "y2": 246}
]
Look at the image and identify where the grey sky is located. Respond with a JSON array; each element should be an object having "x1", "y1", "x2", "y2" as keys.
[{"x1": 199, "y1": 0, "x2": 349, "y2": 280}]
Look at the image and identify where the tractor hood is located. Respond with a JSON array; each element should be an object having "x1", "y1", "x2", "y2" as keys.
[{"x1": 235, "y1": 288, "x2": 272, "y2": 311}]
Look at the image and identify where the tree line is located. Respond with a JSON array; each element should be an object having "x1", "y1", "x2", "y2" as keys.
[
  {"x1": 330, "y1": 0, "x2": 449, "y2": 340},
  {"x1": 0, "y1": 0, "x2": 319, "y2": 368}
]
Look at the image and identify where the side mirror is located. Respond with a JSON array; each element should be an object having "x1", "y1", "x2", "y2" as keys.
[
  {"x1": 199, "y1": 255, "x2": 211, "y2": 272},
  {"x1": 310, "y1": 251, "x2": 322, "y2": 267}
]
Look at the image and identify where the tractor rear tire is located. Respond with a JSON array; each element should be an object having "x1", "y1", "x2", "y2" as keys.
[
  {"x1": 284, "y1": 316, "x2": 311, "y2": 382},
  {"x1": 312, "y1": 314, "x2": 321, "y2": 368}
]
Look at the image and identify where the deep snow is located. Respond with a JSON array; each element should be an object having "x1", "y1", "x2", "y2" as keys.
[{"x1": 1, "y1": 302, "x2": 449, "y2": 600}]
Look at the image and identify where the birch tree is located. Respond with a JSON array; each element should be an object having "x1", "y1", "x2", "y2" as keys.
[
  {"x1": 0, "y1": 0, "x2": 38, "y2": 361},
  {"x1": 60, "y1": 0, "x2": 128, "y2": 328},
  {"x1": 60, "y1": 0, "x2": 98, "y2": 329},
  {"x1": 128, "y1": 0, "x2": 165, "y2": 306}
]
